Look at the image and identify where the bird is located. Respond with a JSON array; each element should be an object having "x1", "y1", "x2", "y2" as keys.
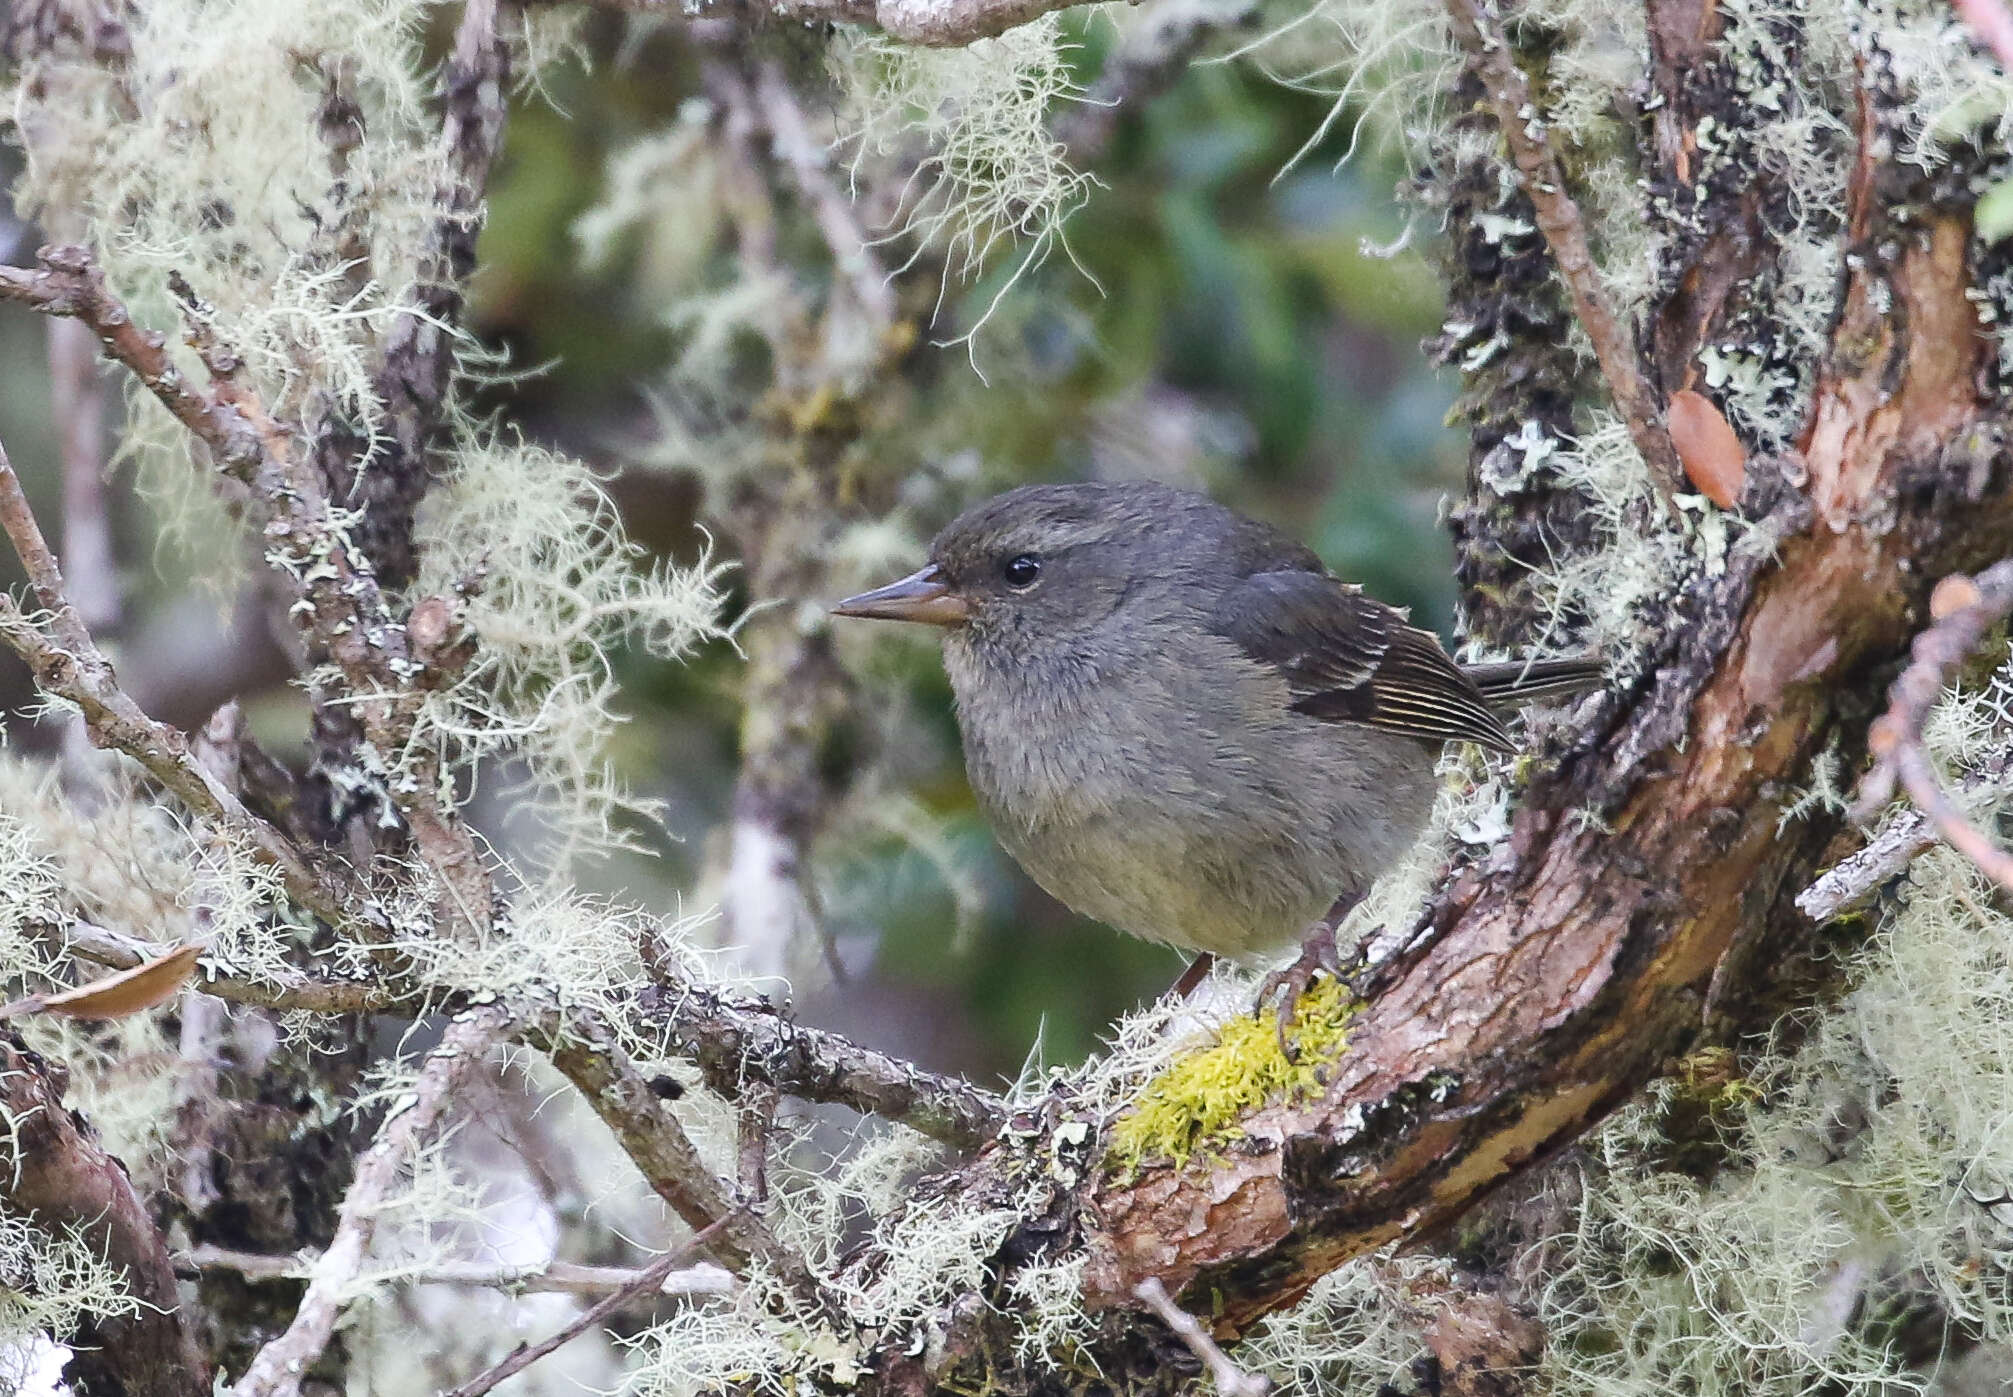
[{"x1": 832, "y1": 481, "x2": 1602, "y2": 1036}]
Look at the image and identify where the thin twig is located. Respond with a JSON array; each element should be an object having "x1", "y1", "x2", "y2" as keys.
[
  {"x1": 176, "y1": 1244, "x2": 736, "y2": 1299},
  {"x1": 535, "y1": 1005, "x2": 837, "y2": 1317},
  {"x1": 235, "y1": 1005, "x2": 517, "y2": 1397},
  {"x1": 1440, "y1": 0, "x2": 1684, "y2": 502},
  {"x1": 0, "y1": 250, "x2": 268, "y2": 477},
  {"x1": 0, "y1": 436, "x2": 371, "y2": 932},
  {"x1": 1853, "y1": 561, "x2": 2013, "y2": 889},
  {"x1": 1133, "y1": 1277, "x2": 1271, "y2": 1397},
  {"x1": 440, "y1": 1215, "x2": 739, "y2": 1397}
]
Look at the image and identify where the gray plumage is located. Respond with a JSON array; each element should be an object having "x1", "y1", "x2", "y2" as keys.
[{"x1": 837, "y1": 482, "x2": 1602, "y2": 961}]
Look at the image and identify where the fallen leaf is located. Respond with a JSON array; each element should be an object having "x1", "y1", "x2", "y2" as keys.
[
  {"x1": 1930, "y1": 574, "x2": 1983, "y2": 620},
  {"x1": 1668, "y1": 389, "x2": 1747, "y2": 508},
  {"x1": 35, "y1": 944, "x2": 203, "y2": 1020}
]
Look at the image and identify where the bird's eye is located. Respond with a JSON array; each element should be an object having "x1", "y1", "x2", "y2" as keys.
[{"x1": 1002, "y1": 554, "x2": 1042, "y2": 589}]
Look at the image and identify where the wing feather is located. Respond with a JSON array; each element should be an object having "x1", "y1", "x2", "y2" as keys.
[{"x1": 1213, "y1": 570, "x2": 1514, "y2": 751}]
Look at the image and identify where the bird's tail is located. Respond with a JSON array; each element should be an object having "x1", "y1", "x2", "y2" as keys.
[{"x1": 1463, "y1": 656, "x2": 1607, "y2": 711}]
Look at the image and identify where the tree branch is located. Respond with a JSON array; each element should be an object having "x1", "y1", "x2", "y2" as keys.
[
  {"x1": 1853, "y1": 561, "x2": 2013, "y2": 889},
  {"x1": 1441, "y1": 0, "x2": 1684, "y2": 501},
  {"x1": 637, "y1": 979, "x2": 1007, "y2": 1150},
  {"x1": 355, "y1": 0, "x2": 511, "y2": 589},
  {"x1": 58, "y1": 915, "x2": 1007, "y2": 1151},
  {"x1": 535, "y1": 1005, "x2": 837, "y2": 1315},
  {"x1": 178, "y1": 1243, "x2": 736, "y2": 1299},
  {"x1": 1, "y1": 1034, "x2": 209, "y2": 1397},
  {"x1": 0, "y1": 243, "x2": 494, "y2": 929},
  {"x1": 234, "y1": 1005, "x2": 517, "y2": 1397},
  {"x1": 1798, "y1": 724, "x2": 2013, "y2": 920},
  {"x1": 0, "y1": 436, "x2": 373, "y2": 933}
]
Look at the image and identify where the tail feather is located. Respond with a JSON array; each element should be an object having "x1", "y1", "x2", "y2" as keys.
[{"x1": 1462, "y1": 656, "x2": 1607, "y2": 712}]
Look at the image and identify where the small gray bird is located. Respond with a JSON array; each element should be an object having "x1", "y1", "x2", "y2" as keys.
[{"x1": 833, "y1": 482, "x2": 1600, "y2": 1013}]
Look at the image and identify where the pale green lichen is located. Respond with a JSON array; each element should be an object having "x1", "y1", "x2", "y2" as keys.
[
  {"x1": 833, "y1": 14, "x2": 1096, "y2": 349},
  {"x1": 413, "y1": 430, "x2": 727, "y2": 874},
  {"x1": 1238, "y1": 1256, "x2": 1441, "y2": 1394},
  {"x1": 0, "y1": 808, "x2": 65, "y2": 989},
  {"x1": 0, "y1": 1210, "x2": 144, "y2": 1386}
]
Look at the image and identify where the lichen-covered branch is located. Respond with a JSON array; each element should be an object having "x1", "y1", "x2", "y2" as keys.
[
  {"x1": 355, "y1": 0, "x2": 510, "y2": 588},
  {"x1": 1853, "y1": 561, "x2": 2013, "y2": 889},
  {"x1": 58, "y1": 914, "x2": 1006, "y2": 1149},
  {"x1": 234, "y1": 1005, "x2": 517, "y2": 1397},
  {"x1": 1441, "y1": 0, "x2": 1684, "y2": 500},
  {"x1": 1, "y1": 1034, "x2": 209, "y2": 1397},
  {"x1": 537, "y1": 1006, "x2": 836, "y2": 1313},
  {"x1": 0, "y1": 437, "x2": 372, "y2": 932},
  {"x1": 0, "y1": 243, "x2": 494, "y2": 928},
  {"x1": 635, "y1": 980, "x2": 1007, "y2": 1150}
]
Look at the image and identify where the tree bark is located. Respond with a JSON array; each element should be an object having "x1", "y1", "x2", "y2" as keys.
[{"x1": 2, "y1": 1035, "x2": 209, "y2": 1397}]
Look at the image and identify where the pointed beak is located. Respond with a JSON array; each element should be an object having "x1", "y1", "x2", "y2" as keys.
[{"x1": 831, "y1": 564, "x2": 971, "y2": 627}]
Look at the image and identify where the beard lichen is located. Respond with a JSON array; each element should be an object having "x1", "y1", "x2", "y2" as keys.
[{"x1": 1105, "y1": 976, "x2": 1358, "y2": 1173}]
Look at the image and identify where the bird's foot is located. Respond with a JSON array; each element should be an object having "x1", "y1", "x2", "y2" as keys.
[
  {"x1": 1255, "y1": 923, "x2": 1341, "y2": 1060},
  {"x1": 1255, "y1": 921, "x2": 1377, "y2": 1060}
]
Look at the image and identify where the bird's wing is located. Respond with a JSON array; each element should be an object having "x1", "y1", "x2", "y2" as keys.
[{"x1": 1213, "y1": 569, "x2": 1515, "y2": 751}]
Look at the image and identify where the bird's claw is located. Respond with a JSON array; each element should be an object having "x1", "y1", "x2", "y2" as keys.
[{"x1": 1255, "y1": 923, "x2": 1347, "y2": 1060}]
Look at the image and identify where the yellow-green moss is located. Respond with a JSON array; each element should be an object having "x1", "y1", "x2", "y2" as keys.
[{"x1": 1107, "y1": 979, "x2": 1359, "y2": 1173}]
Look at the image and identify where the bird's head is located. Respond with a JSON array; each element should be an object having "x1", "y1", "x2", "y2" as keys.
[{"x1": 832, "y1": 483, "x2": 1208, "y2": 652}]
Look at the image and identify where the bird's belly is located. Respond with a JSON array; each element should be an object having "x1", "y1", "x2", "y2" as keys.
[
  {"x1": 989, "y1": 734, "x2": 1437, "y2": 960},
  {"x1": 951, "y1": 639, "x2": 1440, "y2": 960},
  {"x1": 1000, "y1": 815, "x2": 1327, "y2": 958}
]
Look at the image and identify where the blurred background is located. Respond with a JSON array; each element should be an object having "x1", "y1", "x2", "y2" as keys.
[{"x1": 0, "y1": 6, "x2": 1461, "y2": 1091}]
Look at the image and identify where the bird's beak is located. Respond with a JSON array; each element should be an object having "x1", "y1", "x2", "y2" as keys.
[{"x1": 832, "y1": 564, "x2": 971, "y2": 627}]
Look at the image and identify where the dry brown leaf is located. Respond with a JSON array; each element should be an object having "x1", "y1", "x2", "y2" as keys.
[
  {"x1": 35, "y1": 944, "x2": 203, "y2": 1020},
  {"x1": 1930, "y1": 574, "x2": 1984, "y2": 620},
  {"x1": 1667, "y1": 389, "x2": 1747, "y2": 508}
]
